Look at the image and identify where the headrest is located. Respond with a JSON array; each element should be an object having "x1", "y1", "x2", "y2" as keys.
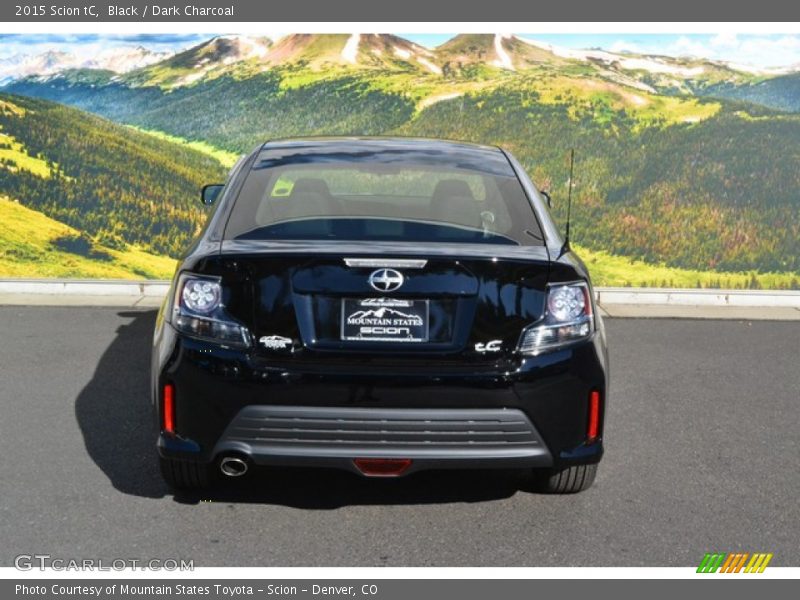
[
  {"x1": 290, "y1": 178, "x2": 331, "y2": 197},
  {"x1": 432, "y1": 179, "x2": 475, "y2": 201}
]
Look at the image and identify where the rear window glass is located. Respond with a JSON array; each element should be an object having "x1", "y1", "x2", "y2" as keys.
[
  {"x1": 268, "y1": 170, "x2": 488, "y2": 200},
  {"x1": 224, "y1": 146, "x2": 544, "y2": 246}
]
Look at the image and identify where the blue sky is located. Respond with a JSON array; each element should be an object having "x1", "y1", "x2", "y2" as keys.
[{"x1": 2, "y1": 33, "x2": 800, "y2": 68}]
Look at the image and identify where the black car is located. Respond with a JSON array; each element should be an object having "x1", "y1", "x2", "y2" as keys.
[{"x1": 152, "y1": 137, "x2": 608, "y2": 493}]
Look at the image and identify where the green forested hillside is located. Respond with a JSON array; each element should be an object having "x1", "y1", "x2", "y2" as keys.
[
  {"x1": 400, "y1": 86, "x2": 800, "y2": 272},
  {"x1": 3, "y1": 34, "x2": 800, "y2": 283},
  {"x1": 8, "y1": 72, "x2": 416, "y2": 152},
  {"x1": 698, "y1": 73, "x2": 800, "y2": 113},
  {"x1": 0, "y1": 93, "x2": 226, "y2": 259},
  {"x1": 0, "y1": 195, "x2": 176, "y2": 279}
]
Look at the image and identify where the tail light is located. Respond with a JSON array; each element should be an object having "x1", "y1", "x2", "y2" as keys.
[
  {"x1": 171, "y1": 273, "x2": 251, "y2": 348},
  {"x1": 518, "y1": 281, "x2": 594, "y2": 355},
  {"x1": 163, "y1": 383, "x2": 175, "y2": 434}
]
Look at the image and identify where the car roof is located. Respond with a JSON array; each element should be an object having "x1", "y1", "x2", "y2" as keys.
[
  {"x1": 262, "y1": 136, "x2": 502, "y2": 154},
  {"x1": 254, "y1": 137, "x2": 515, "y2": 176}
]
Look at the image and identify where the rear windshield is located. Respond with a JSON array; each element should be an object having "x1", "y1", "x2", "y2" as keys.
[{"x1": 224, "y1": 145, "x2": 544, "y2": 246}]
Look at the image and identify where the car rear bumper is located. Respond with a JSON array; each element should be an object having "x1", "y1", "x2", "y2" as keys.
[
  {"x1": 207, "y1": 405, "x2": 552, "y2": 475},
  {"x1": 154, "y1": 327, "x2": 608, "y2": 475}
]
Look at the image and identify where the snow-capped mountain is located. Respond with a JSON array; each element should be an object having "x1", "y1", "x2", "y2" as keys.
[
  {"x1": 167, "y1": 35, "x2": 272, "y2": 69},
  {"x1": 122, "y1": 35, "x2": 272, "y2": 86},
  {"x1": 437, "y1": 34, "x2": 571, "y2": 73},
  {"x1": 6, "y1": 33, "x2": 800, "y2": 110},
  {"x1": 0, "y1": 46, "x2": 172, "y2": 83},
  {"x1": 514, "y1": 35, "x2": 800, "y2": 92},
  {"x1": 259, "y1": 34, "x2": 437, "y2": 71},
  {"x1": 87, "y1": 46, "x2": 173, "y2": 73}
]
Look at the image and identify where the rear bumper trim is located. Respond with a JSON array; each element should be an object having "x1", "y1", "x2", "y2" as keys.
[{"x1": 210, "y1": 406, "x2": 553, "y2": 474}]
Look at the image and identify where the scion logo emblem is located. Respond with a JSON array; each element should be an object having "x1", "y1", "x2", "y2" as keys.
[{"x1": 368, "y1": 268, "x2": 404, "y2": 292}]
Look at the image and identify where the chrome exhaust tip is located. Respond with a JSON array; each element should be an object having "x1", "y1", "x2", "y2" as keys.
[{"x1": 219, "y1": 456, "x2": 249, "y2": 477}]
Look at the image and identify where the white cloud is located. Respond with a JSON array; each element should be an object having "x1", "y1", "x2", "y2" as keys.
[
  {"x1": 710, "y1": 32, "x2": 739, "y2": 49},
  {"x1": 670, "y1": 36, "x2": 712, "y2": 58},
  {"x1": 665, "y1": 34, "x2": 800, "y2": 68},
  {"x1": 608, "y1": 40, "x2": 642, "y2": 54},
  {"x1": 527, "y1": 33, "x2": 800, "y2": 69}
]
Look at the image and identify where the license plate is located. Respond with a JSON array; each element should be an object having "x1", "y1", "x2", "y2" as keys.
[{"x1": 341, "y1": 298, "x2": 429, "y2": 342}]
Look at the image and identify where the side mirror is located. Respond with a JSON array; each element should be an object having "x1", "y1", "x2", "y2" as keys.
[
  {"x1": 541, "y1": 190, "x2": 552, "y2": 208},
  {"x1": 201, "y1": 184, "x2": 224, "y2": 206}
]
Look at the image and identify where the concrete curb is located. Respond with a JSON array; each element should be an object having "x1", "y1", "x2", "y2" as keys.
[
  {"x1": 0, "y1": 279, "x2": 169, "y2": 308},
  {"x1": 0, "y1": 279, "x2": 799, "y2": 319},
  {"x1": 0, "y1": 279, "x2": 170, "y2": 297},
  {"x1": 596, "y1": 287, "x2": 800, "y2": 307}
]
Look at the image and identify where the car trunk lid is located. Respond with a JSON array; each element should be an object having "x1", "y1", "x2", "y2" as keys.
[{"x1": 216, "y1": 241, "x2": 550, "y2": 363}]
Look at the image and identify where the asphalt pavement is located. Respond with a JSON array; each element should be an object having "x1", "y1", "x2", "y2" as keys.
[{"x1": 0, "y1": 307, "x2": 798, "y2": 567}]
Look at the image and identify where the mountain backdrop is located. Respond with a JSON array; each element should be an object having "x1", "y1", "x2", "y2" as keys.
[{"x1": 2, "y1": 33, "x2": 800, "y2": 287}]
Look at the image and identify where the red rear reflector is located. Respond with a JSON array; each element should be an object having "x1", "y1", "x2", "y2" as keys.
[
  {"x1": 587, "y1": 389, "x2": 601, "y2": 442},
  {"x1": 354, "y1": 458, "x2": 412, "y2": 477},
  {"x1": 163, "y1": 383, "x2": 175, "y2": 434}
]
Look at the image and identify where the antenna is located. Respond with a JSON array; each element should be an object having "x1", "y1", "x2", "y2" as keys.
[{"x1": 560, "y1": 149, "x2": 575, "y2": 256}]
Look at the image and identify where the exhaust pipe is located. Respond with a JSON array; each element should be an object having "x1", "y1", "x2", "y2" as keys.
[{"x1": 219, "y1": 456, "x2": 249, "y2": 477}]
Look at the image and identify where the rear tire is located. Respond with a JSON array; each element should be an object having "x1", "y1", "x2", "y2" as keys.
[
  {"x1": 159, "y1": 456, "x2": 211, "y2": 491},
  {"x1": 531, "y1": 463, "x2": 597, "y2": 494}
]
